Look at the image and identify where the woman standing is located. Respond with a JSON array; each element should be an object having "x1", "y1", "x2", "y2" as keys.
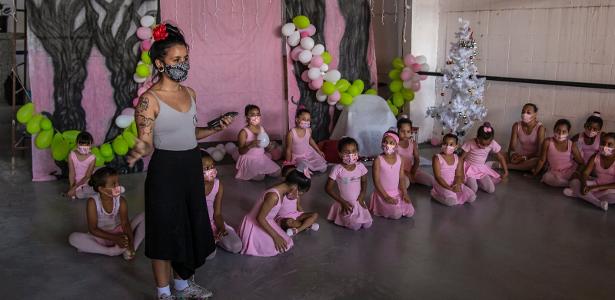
[{"x1": 127, "y1": 23, "x2": 234, "y2": 300}]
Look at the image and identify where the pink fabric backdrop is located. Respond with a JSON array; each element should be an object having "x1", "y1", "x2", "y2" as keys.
[{"x1": 161, "y1": 0, "x2": 286, "y2": 142}]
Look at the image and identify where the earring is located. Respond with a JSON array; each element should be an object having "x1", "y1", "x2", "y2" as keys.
[{"x1": 157, "y1": 66, "x2": 164, "y2": 72}]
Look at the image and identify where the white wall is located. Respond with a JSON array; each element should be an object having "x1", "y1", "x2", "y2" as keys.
[{"x1": 434, "y1": 0, "x2": 615, "y2": 147}]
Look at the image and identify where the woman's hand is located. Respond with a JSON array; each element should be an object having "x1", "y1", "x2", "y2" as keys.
[
  {"x1": 127, "y1": 138, "x2": 153, "y2": 167},
  {"x1": 217, "y1": 115, "x2": 235, "y2": 131},
  {"x1": 340, "y1": 200, "x2": 354, "y2": 215},
  {"x1": 273, "y1": 234, "x2": 288, "y2": 253}
]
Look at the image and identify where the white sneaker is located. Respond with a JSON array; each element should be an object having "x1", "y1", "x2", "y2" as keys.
[
  {"x1": 310, "y1": 223, "x2": 320, "y2": 232},
  {"x1": 286, "y1": 228, "x2": 295, "y2": 237},
  {"x1": 174, "y1": 280, "x2": 213, "y2": 299},
  {"x1": 601, "y1": 201, "x2": 609, "y2": 211},
  {"x1": 563, "y1": 188, "x2": 574, "y2": 197},
  {"x1": 158, "y1": 294, "x2": 175, "y2": 300}
]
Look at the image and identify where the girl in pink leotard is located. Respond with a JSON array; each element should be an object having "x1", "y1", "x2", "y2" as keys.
[
  {"x1": 284, "y1": 108, "x2": 327, "y2": 172},
  {"x1": 565, "y1": 133, "x2": 615, "y2": 211},
  {"x1": 66, "y1": 132, "x2": 96, "y2": 199},
  {"x1": 571, "y1": 112, "x2": 604, "y2": 164},
  {"x1": 461, "y1": 122, "x2": 509, "y2": 194},
  {"x1": 506, "y1": 103, "x2": 546, "y2": 172},
  {"x1": 369, "y1": 131, "x2": 414, "y2": 219},
  {"x1": 533, "y1": 119, "x2": 584, "y2": 187},
  {"x1": 396, "y1": 117, "x2": 434, "y2": 188},
  {"x1": 431, "y1": 134, "x2": 476, "y2": 206}
]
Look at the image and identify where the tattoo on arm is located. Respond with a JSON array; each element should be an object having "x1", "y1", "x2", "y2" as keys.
[
  {"x1": 136, "y1": 95, "x2": 154, "y2": 136},
  {"x1": 136, "y1": 96, "x2": 149, "y2": 113}
]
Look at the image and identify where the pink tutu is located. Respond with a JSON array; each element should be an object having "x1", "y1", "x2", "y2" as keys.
[
  {"x1": 289, "y1": 128, "x2": 327, "y2": 172},
  {"x1": 369, "y1": 155, "x2": 414, "y2": 219},
  {"x1": 235, "y1": 128, "x2": 280, "y2": 180},
  {"x1": 464, "y1": 163, "x2": 501, "y2": 183},
  {"x1": 94, "y1": 225, "x2": 124, "y2": 247},
  {"x1": 430, "y1": 183, "x2": 476, "y2": 205},
  {"x1": 327, "y1": 163, "x2": 373, "y2": 230},
  {"x1": 327, "y1": 202, "x2": 372, "y2": 230}
]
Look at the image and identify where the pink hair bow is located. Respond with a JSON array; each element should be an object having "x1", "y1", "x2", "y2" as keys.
[
  {"x1": 303, "y1": 168, "x2": 312, "y2": 179},
  {"x1": 484, "y1": 127, "x2": 492, "y2": 133}
]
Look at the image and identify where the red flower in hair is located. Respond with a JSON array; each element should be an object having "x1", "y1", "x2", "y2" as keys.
[{"x1": 152, "y1": 24, "x2": 168, "y2": 41}]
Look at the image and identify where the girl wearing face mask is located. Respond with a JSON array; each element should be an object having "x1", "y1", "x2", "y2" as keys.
[
  {"x1": 431, "y1": 134, "x2": 476, "y2": 206},
  {"x1": 571, "y1": 112, "x2": 604, "y2": 164},
  {"x1": 65, "y1": 132, "x2": 97, "y2": 200},
  {"x1": 284, "y1": 108, "x2": 327, "y2": 173},
  {"x1": 235, "y1": 104, "x2": 281, "y2": 181},
  {"x1": 326, "y1": 137, "x2": 373, "y2": 230},
  {"x1": 369, "y1": 131, "x2": 414, "y2": 219},
  {"x1": 565, "y1": 133, "x2": 615, "y2": 211},
  {"x1": 238, "y1": 169, "x2": 311, "y2": 256},
  {"x1": 396, "y1": 117, "x2": 434, "y2": 188},
  {"x1": 68, "y1": 167, "x2": 145, "y2": 261},
  {"x1": 506, "y1": 103, "x2": 546, "y2": 172},
  {"x1": 532, "y1": 119, "x2": 584, "y2": 187},
  {"x1": 201, "y1": 151, "x2": 242, "y2": 257},
  {"x1": 274, "y1": 161, "x2": 320, "y2": 236},
  {"x1": 460, "y1": 122, "x2": 509, "y2": 194}
]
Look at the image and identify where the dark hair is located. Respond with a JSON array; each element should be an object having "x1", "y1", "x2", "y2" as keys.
[
  {"x1": 477, "y1": 122, "x2": 494, "y2": 140},
  {"x1": 245, "y1": 104, "x2": 260, "y2": 116},
  {"x1": 200, "y1": 149, "x2": 213, "y2": 160},
  {"x1": 443, "y1": 133, "x2": 458, "y2": 144},
  {"x1": 278, "y1": 218, "x2": 294, "y2": 231},
  {"x1": 603, "y1": 132, "x2": 615, "y2": 141},
  {"x1": 149, "y1": 24, "x2": 189, "y2": 82},
  {"x1": 397, "y1": 117, "x2": 413, "y2": 130},
  {"x1": 585, "y1": 112, "x2": 603, "y2": 129},
  {"x1": 76, "y1": 131, "x2": 93, "y2": 145},
  {"x1": 295, "y1": 108, "x2": 310, "y2": 118},
  {"x1": 523, "y1": 103, "x2": 538, "y2": 112},
  {"x1": 338, "y1": 136, "x2": 359, "y2": 152},
  {"x1": 285, "y1": 169, "x2": 311, "y2": 192},
  {"x1": 554, "y1": 119, "x2": 571, "y2": 131},
  {"x1": 88, "y1": 167, "x2": 118, "y2": 193}
]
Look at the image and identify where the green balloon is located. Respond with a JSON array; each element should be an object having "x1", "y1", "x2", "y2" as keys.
[
  {"x1": 392, "y1": 57, "x2": 404, "y2": 70},
  {"x1": 389, "y1": 80, "x2": 403, "y2": 93},
  {"x1": 335, "y1": 79, "x2": 351, "y2": 93},
  {"x1": 141, "y1": 51, "x2": 152, "y2": 65},
  {"x1": 26, "y1": 114, "x2": 44, "y2": 134},
  {"x1": 40, "y1": 117, "x2": 52, "y2": 130},
  {"x1": 322, "y1": 82, "x2": 336, "y2": 95},
  {"x1": 388, "y1": 104, "x2": 399, "y2": 116},
  {"x1": 122, "y1": 130, "x2": 136, "y2": 148},
  {"x1": 339, "y1": 93, "x2": 353, "y2": 106},
  {"x1": 365, "y1": 89, "x2": 377, "y2": 95},
  {"x1": 393, "y1": 93, "x2": 405, "y2": 107},
  {"x1": 91, "y1": 147, "x2": 105, "y2": 167},
  {"x1": 51, "y1": 133, "x2": 69, "y2": 161},
  {"x1": 388, "y1": 69, "x2": 401, "y2": 80},
  {"x1": 292, "y1": 15, "x2": 311, "y2": 29},
  {"x1": 352, "y1": 79, "x2": 365, "y2": 92},
  {"x1": 16, "y1": 103, "x2": 34, "y2": 124},
  {"x1": 321, "y1": 51, "x2": 332, "y2": 65},
  {"x1": 112, "y1": 136, "x2": 129, "y2": 155},
  {"x1": 35, "y1": 129, "x2": 54, "y2": 149},
  {"x1": 401, "y1": 88, "x2": 415, "y2": 102},
  {"x1": 62, "y1": 130, "x2": 80, "y2": 148},
  {"x1": 347, "y1": 86, "x2": 361, "y2": 97},
  {"x1": 103, "y1": 151, "x2": 115, "y2": 163},
  {"x1": 136, "y1": 64, "x2": 151, "y2": 78},
  {"x1": 130, "y1": 121, "x2": 138, "y2": 135},
  {"x1": 100, "y1": 143, "x2": 113, "y2": 158}
]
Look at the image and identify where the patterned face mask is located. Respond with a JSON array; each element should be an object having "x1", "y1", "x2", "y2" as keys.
[
  {"x1": 299, "y1": 121, "x2": 311, "y2": 129},
  {"x1": 585, "y1": 129, "x2": 598, "y2": 138},
  {"x1": 203, "y1": 168, "x2": 217, "y2": 182},
  {"x1": 601, "y1": 146, "x2": 614, "y2": 156},
  {"x1": 441, "y1": 145, "x2": 455, "y2": 155},
  {"x1": 382, "y1": 143, "x2": 396, "y2": 155},
  {"x1": 77, "y1": 145, "x2": 91, "y2": 155},
  {"x1": 164, "y1": 61, "x2": 190, "y2": 82},
  {"x1": 248, "y1": 116, "x2": 261, "y2": 126},
  {"x1": 342, "y1": 153, "x2": 359, "y2": 165}
]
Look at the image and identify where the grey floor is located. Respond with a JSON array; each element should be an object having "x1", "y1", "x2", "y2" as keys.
[{"x1": 2, "y1": 137, "x2": 615, "y2": 299}]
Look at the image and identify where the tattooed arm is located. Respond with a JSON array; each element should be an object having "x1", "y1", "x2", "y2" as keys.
[{"x1": 127, "y1": 93, "x2": 158, "y2": 167}]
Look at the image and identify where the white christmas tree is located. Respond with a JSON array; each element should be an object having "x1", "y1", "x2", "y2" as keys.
[{"x1": 427, "y1": 18, "x2": 486, "y2": 136}]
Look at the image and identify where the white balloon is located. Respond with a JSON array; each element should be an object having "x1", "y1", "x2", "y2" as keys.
[
  {"x1": 403, "y1": 80, "x2": 413, "y2": 89},
  {"x1": 257, "y1": 131, "x2": 270, "y2": 148},
  {"x1": 300, "y1": 37, "x2": 315, "y2": 50},
  {"x1": 415, "y1": 55, "x2": 427, "y2": 64},
  {"x1": 205, "y1": 147, "x2": 217, "y2": 155},
  {"x1": 281, "y1": 23, "x2": 296, "y2": 37},
  {"x1": 211, "y1": 149, "x2": 225, "y2": 162},
  {"x1": 315, "y1": 89, "x2": 327, "y2": 102},
  {"x1": 324, "y1": 69, "x2": 341, "y2": 83},
  {"x1": 133, "y1": 73, "x2": 146, "y2": 83},
  {"x1": 308, "y1": 68, "x2": 322, "y2": 80},
  {"x1": 320, "y1": 63, "x2": 329, "y2": 72},
  {"x1": 298, "y1": 50, "x2": 313, "y2": 64},
  {"x1": 312, "y1": 44, "x2": 325, "y2": 56},
  {"x1": 224, "y1": 142, "x2": 237, "y2": 153},
  {"x1": 115, "y1": 115, "x2": 134, "y2": 129},
  {"x1": 420, "y1": 63, "x2": 430, "y2": 72},
  {"x1": 287, "y1": 31, "x2": 300, "y2": 47},
  {"x1": 140, "y1": 15, "x2": 155, "y2": 28}
]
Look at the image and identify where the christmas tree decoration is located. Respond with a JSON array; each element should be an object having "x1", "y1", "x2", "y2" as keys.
[{"x1": 427, "y1": 18, "x2": 486, "y2": 137}]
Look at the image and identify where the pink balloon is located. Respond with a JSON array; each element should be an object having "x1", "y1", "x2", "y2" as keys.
[
  {"x1": 121, "y1": 107, "x2": 135, "y2": 116},
  {"x1": 400, "y1": 70, "x2": 412, "y2": 81},
  {"x1": 300, "y1": 31, "x2": 310, "y2": 38},
  {"x1": 310, "y1": 56, "x2": 323, "y2": 67},
  {"x1": 419, "y1": 75, "x2": 428, "y2": 80},
  {"x1": 132, "y1": 97, "x2": 140, "y2": 107},
  {"x1": 290, "y1": 47, "x2": 303, "y2": 61},
  {"x1": 137, "y1": 86, "x2": 148, "y2": 97},
  {"x1": 411, "y1": 81, "x2": 421, "y2": 91},
  {"x1": 136, "y1": 27, "x2": 152, "y2": 40},
  {"x1": 328, "y1": 90, "x2": 341, "y2": 102},
  {"x1": 430, "y1": 137, "x2": 441, "y2": 146},
  {"x1": 403, "y1": 54, "x2": 416, "y2": 66},
  {"x1": 141, "y1": 39, "x2": 152, "y2": 51},
  {"x1": 412, "y1": 63, "x2": 422, "y2": 72},
  {"x1": 301, "y1": 70, "x2": 310, "y2": 82},
  {"x1": 305, "y1": 24, "x2": 317, "y2": 36},
  {"x1": 311, "y1": 77, "x2": 323, "y2": 89}
]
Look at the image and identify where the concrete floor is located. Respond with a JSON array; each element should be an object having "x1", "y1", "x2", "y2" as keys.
[{"x1": 2, "y1": 141, "x2": 615, "y2": 300}]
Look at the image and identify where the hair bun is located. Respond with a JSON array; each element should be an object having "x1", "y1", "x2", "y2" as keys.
[
  {"x1": 593, "y1": 111, "x2": 601, "y2": 117},
  {"x1": 483, "y1": 122, "x2": 492, "y2": 128},
  {"x1": 388, "y1": 126, "x2": 398, "y2": 133},
  {"x1": 399, "y1": 114, "x2": 409, "y2": 119}
]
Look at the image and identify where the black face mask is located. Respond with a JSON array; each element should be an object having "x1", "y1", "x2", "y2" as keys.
[{"x1": 164, "y1": 61, "x2": 190, "y2": 82}]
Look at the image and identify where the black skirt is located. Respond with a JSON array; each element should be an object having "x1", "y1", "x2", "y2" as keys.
[{"x1": 144, "y1": 147, "x2": 215, "y2": 270}]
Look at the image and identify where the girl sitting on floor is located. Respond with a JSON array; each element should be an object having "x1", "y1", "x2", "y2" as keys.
[
  {"x1": 571, "y1": 112, "x2": 604, "y2": 164},
  {"x1": 275, "y1": 162, "x2": 320, "y2": 237},
  {"x1": 66, "y1": 132, "x2": 96, "y2": 200},
  {"x1": 461, "y1": 122, "x2": 508, "y2": 194},
  {"x1": 284, "y1": 108, "x2": 328, "y2": 173},
  {"x1": 396, "y1": 117, "x2": 434, "y2": 188},
  {"x1": 505, "y1": 103, "x2": 545, "y2": 172},
  {"x1": 431, "y1": 134, "x2": 476, "y2": 206}
]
